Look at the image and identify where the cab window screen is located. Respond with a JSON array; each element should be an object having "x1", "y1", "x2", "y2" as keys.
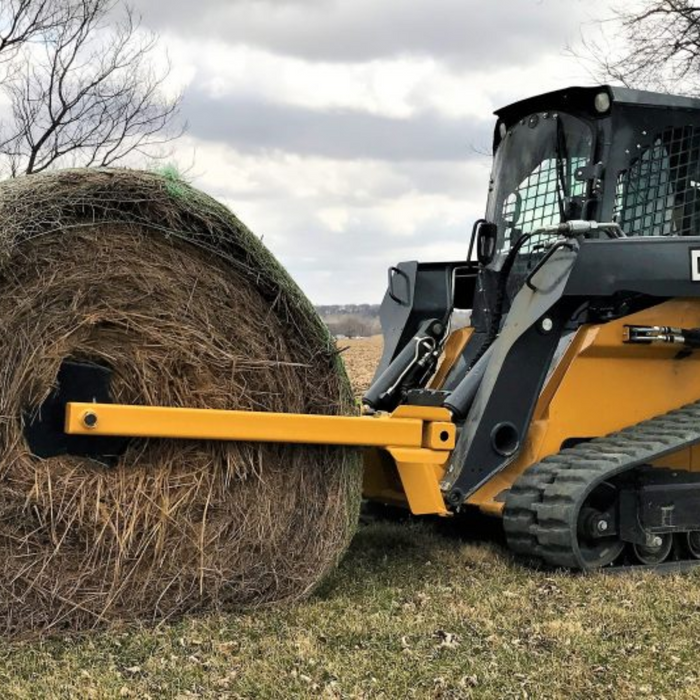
[
  {"x1": 614, "y1": 126, "x2": 700, "y2": 236},
  {"x1": 502, "y1": 155, "x2": 587, "y2": 256},
  {"x1": 486, "y1": 112, "x2": 594, "y2": 263}
]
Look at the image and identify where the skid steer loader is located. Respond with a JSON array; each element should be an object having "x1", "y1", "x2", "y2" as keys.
[{"x1": 31, "y1": 84, "x2": 700, "y2": 571}]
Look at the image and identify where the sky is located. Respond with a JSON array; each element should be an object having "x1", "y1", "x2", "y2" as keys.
[{"x1": 129, "y1": 0, "x2": 612, "y2": 304}]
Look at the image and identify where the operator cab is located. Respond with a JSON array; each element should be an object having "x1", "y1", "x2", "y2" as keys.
[
  {"x1": 485, "y1": 85, "x2": 700, "y2": 263},
  {"x1": 368, "y1": 85, "x2": 700, "y2": 413},
  {"x1": 472, "y1": 85, "x2": 700, "y2": 315}
]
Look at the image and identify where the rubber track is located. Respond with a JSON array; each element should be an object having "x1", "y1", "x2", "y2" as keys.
[{"x1": 503, "y1": 399, "x2": 700, "y2": 570}]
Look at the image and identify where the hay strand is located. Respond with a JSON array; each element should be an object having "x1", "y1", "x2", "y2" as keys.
[{"x1": 0, "y1": 168, "x2": 362, "y2": 634}]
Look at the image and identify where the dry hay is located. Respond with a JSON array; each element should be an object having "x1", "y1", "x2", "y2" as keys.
[{"x1": 0, "y1": 168, "x2": 362, "y2": 635}]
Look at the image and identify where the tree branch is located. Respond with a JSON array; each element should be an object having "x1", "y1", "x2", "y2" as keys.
[
  {"x1": 0, "y1": 0, "x2": 184, "y2": 176},
  {"x1": 574, "y1": 1, "x2": 700, "y2": 94}
]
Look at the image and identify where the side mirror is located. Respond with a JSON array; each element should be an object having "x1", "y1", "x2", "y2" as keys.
[{"x1": 476, "y1": 221, "x2": 498, "y2": 266}]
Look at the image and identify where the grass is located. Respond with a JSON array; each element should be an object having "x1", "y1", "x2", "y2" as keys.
[{"x1": 3, "y1": 516, "x2": 700, "y2": 698}]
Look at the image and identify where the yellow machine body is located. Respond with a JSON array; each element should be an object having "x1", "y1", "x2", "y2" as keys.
[{"x1": 362, "y1": 298, "x2": 700, "y2": 516}]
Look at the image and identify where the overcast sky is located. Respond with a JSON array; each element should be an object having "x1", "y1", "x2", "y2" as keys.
[{"x1": 130, "y1": 0, "x2": 612, "y2": 304}]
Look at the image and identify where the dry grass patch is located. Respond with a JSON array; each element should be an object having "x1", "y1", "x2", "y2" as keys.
[
  {"x1": 337, "y1": 335, "x2": 383, "y2": 397},
  {"x1": 1, "y1": 520, "x2": 700, "y2": 697}
]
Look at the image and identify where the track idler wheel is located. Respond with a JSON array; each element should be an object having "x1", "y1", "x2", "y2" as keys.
[
  {"x1": 575, "y1": 482, "x2": 625, "y2": 569},
  {"x1": 631, "y1": 534, "x2": 674, "y2": 565},
  {"x1": 684, "y1": 532, "x2": 700, "y2": 559}
]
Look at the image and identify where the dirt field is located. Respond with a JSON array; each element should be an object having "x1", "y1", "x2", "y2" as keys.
[
  {"x1": 338, "y1": 335, "x2": 383, "y2": 396},
  {"x1": 3, "y1": 336, "x2": 700, "y2": 698}
]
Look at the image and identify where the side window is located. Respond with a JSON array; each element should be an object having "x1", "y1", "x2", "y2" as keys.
[{"x1": 614, "y1": 126, "x2": 700, "y2": 236}]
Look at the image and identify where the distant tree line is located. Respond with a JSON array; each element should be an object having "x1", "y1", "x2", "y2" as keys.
[
  {"x1": 316, "y1": 304, "x2": 380, "y2": 319},
  {"x1": 316, "y1": 305, "x2": 471, "y2": 338},
  {"x1": 316, "y1": 307, "x2": 380, "y2": 338}
]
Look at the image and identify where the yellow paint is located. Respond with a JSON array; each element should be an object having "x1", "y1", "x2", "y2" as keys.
[
  {"x1": 422, "y1": 420, "x2": 457, "y2": 450},
  {"x1": 68, "y1": 299, "x2": 700, "y2": 519},
  {"x1": 468, "y1": 298, "x2": 700, "y2": 515},
  {"x1": 65, "y1": 402, "x2": 455, "y2": 451},
  {"x1": 366, "y1": 298, "x2": 700, "y2": 517},
  {"x1": 430, "y1": 327, "x2": 473, "y2": 389},
  {"x1": 67, "y1": 401, "x2": 455, "y2": 516},
  {"x1": 391, "y1": 405, "x2": 452, "y2": 421},
  {"x1": 387, "y1": 447, "x2": 450, "y2": 515}
]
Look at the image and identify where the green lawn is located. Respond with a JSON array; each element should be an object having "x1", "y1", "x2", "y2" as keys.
[{"x1": 2, "y1": 518, "x2": 700, "y2": 699}]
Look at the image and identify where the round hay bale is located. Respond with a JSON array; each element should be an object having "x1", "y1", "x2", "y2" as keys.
[{"x1": 0, "y1": 168, "x2": 362, "y2": 634}]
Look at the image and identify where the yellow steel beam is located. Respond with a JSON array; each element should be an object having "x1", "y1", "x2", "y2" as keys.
[
  {"x1": 65, "y1": 402, "x2": 456, "y2": 450},
  {"x1": 387, "y1": 447, "x2": 450, "y2": 516}
]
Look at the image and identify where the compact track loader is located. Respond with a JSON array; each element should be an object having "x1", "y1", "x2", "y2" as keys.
[{"x1": 35, "y1": 85, "x2": 700, "y2": 571}]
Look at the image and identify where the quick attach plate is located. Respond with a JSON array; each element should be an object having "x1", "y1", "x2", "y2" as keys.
[{"x1": 24, "y1": 360, "x2": 129, "y2": 466}]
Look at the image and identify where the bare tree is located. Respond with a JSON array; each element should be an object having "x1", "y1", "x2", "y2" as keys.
[
  {"x1": 578, "y1": 1, "x2": 700, "y2": 94},
  {"x1": 0, "y1": 1, "x2": 64, "y2": 60},
  {"x1": 0, "y1": 0, "x2": 183, "y2": 176}
]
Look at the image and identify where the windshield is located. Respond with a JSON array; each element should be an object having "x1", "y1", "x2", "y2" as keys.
[{"x1": 485, "y1": 112, "x2": 594, "y2": 266}]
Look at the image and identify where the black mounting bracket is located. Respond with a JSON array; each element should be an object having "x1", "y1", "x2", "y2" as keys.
[{"x1": 23, "y1": 360, "x2": 129, "y2": 466}]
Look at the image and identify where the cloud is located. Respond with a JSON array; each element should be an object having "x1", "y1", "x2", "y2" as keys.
[
  {"x1": 178, "y1": 137, "x2": 491, "y2": 303},
  {"x1": 163, "y1": 41, "x2": 586, "y2": 122},
  {"x1": 132, "y1": 0, "x2": 595, "y2": 66},
  {"x1": 182, "y1": 89, "x2": 492, "y2": 161},
  {"x1": 123, "y1": 0, "x2": 614, "y2": 303},
  {"x1": 256, "y1": 198, "x2": 477, "y2": 303}
]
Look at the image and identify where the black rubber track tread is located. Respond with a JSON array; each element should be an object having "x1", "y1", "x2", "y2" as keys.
[{"x1": 503, "y1": 399, "x2": 700, "y2": 570}]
